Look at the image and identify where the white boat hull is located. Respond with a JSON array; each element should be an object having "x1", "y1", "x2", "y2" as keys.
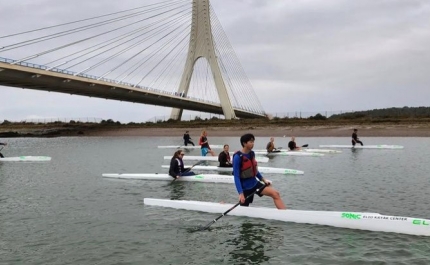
[
  {"x1": 103, "y1": 173, "x2": 236, "y2": 183},
  {"x1": 302, "y1": 149, "x2": 342, "y2": 154},
  {"x1": 319, "y1": 145, "x2": 404, "y2": 149},
  {"x1": 253, "y1": 151, "x2": 324, "y2": 157},
  {"x1": 158, "y1": 145, "x2": 224, "y2": 149},
  {"x1": 164, "y1": 155, "x2": 269, "y2": 163},
  {"x1": 144, "y1": 199, "x2": 430, "y2": 237},
  {"x1": 0, "y1": 156, "x2": 51, "y2": 162},
  {"x1": 161, "y1": 165, "x2": 304, "y2": 175}
]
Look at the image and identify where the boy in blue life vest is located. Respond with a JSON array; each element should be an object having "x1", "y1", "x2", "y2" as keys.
[{"x1": 233, "y1": 133, "x2": 286, "y2": 209}]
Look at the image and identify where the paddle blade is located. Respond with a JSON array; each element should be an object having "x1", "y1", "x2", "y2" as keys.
[{"x1": 302, "y1": 144, "x2": 309, "y2": 148}]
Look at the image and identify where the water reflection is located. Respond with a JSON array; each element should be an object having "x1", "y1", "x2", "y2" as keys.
[
  {"x1": 167, "y1": 182, "x2": 186, "y2": 200},
  {"x1": 225, "y1": 222, "x2": 281, "y2": 264}
]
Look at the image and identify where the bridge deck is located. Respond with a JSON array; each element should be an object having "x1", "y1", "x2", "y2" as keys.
[{"x1": 0, "y1": 62, "x2": 265, "y2": 119}]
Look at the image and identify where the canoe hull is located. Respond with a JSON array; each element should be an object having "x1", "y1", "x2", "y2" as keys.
[
  {"x1": 164, "y1": 155, "x2": 269, "y2": 163},
  {"x1": 161, "y1": 165, "x2": 304, "y2": 175},
  {"x1": 319, "y1": 145, "x2": 404, "y2": 149},
  {"x1": 144, "y1": 198, "x2": 430, "y2": 237},
  {"x1": 0, "y1": 156, "x2": 51, "y2": 162},
  {"x1": 103, "y1": 173, "x2": 235, "y2": 183}
]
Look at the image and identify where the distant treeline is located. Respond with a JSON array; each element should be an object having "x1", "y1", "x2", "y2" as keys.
[{"x1": 329, "y1": 106, "x2": 430, "y2": 119}]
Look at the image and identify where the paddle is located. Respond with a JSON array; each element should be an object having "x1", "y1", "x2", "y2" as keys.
[
  {"x1": 302, "y1": 144, "x2": 309, "y2": 148},
  {"x1": 199, "y1": 182, "x2": 268, "y2": 231},
  {"x1": 171, "y1": 160, "x2": 205, "y2": 182}
]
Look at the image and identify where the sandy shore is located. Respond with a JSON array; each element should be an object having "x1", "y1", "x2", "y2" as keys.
[{"x1": 83, "y1": 124, "x2": 430, "y2": 137}]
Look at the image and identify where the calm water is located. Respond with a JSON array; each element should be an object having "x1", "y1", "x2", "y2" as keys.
[{"x1": 1, "y1": 136, "x2": 430, "y2": 265}]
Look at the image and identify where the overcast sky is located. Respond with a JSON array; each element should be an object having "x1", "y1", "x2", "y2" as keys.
[{"x1": 1, "y1": 0, "x2": 429, "y2": 122}]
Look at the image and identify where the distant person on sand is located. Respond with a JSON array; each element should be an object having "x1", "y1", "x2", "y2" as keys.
[
  {"x1": 288, "y1": 136, "x2": 301, "y2": 151},
  {"x1": 352, "y1": 129, "x2": 364, "y2": 147},
  {"x1": 0, "y1": 141, "x2": 7, "y2": 158},
  {"x1": 218, "y1": 144, "x2": 232, "y2": 167},
  {"x1": 266, "y1": 137, "x2": 280, "y2": 153},
  {"x1": 183, "y1": 131, "x2": 194, "y2": 146},
  {"x1": 199, "y1": 130, "x2": 216, "y2": 156},
  {"x1": 168, "y1": 150, "x2": 195, "y2": 179}
]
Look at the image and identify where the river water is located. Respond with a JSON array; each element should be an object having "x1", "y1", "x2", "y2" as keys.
[{"x1": 1, "y1": 136, "x2": 430, "y2": 264}]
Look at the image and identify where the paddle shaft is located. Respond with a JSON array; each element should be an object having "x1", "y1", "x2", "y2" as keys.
[
  {"x1": 171, "y1": 160, "x2": 204, "y2": 182},
  {"x1": 200, "y1": 182, "x2": 267, "y2": 231}
]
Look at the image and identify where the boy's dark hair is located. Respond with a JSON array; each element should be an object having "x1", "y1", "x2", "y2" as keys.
[{"x1": 240, "y1": 133, "x2": 255, "y2": 147}]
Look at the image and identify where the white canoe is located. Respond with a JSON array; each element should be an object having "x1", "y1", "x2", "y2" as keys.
[
  {"x1": 302, "y1": 149, "x2": 342, "y2": 154},
  {"x1": 144, "y1": 198, "x2": 430, "y2": 237},
  {"x1": 0, "y1": 156, "x2": 51, "y2": 162},
  {"x1": 161, "y1": 165, "x2": 304, "y2": 175},
  {"x1": 158, "y1": 145, "x2": 224, "y2": 149},
  {"x1": 253, "y1": 151, "x2": 324, "y2": 157},
  {"x1": 319, "y1": 145, "x2": 404, "y2": 149},
  {"x1": 103, "y1": 173, "x2": 236, "y2": 183},
  {"x1": 163, "y1": 155, "x2": 269, "y2": 163}
]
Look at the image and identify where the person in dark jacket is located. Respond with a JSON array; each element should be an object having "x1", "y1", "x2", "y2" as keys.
[
  {"x1": 168, "y1": 150, "x2": 195, "y2": 179},
  {"x1": 183, "y1": 131, "x2": 195, "y2": 146},
  {"x1": 0, "y1": 141, "x2": 7, "y2": 158},
  {"x1": 218, "y1": 144, "x2": 232, "y2": 167},
  {"x1": 352, "y1": 129, "x2": 364, "y2": 147}
]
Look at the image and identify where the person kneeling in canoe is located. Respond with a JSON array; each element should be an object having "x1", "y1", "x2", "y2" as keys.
[
  {"x1": 233, "y1": 133, "x2": 286, "y2": 209},
  {"x1": 218, "y1": 144, "x2": 232, "y2": 167},
  {"x1": 266, "y1": 137, "x2": 281, "y2": 153},
  {"x1": 0, "y1": 141, "x2": 7, "y2": 158},
  {"x1": 169, "y1": 150, "x2": 195, "y2": 179}
]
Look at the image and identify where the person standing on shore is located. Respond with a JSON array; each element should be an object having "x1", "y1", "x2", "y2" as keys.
[
  {"x1": 199, "y1": 130, "x2": 216, "y2": 156},
  {"x1": 352, "y1": 129, "x2": 364, "y2": 147},
  {"x1": 168, "y1": 150, "x2": 195, "y2": 179},
  {"x1": 183, "y1": 131, "x2": 194, "y2": 146},
  {"x1": 0, "y1": 141, "x2": 7, "y2": 158},
  {"x1": 233, "y1": 133, "x2": 286, "y2": 209},
  {"x1": 218, "y1": 144, "x2": 232, "y2": 167},
  {"x1": 288, "y1": 136, "x2": 301, "y2": 151}
]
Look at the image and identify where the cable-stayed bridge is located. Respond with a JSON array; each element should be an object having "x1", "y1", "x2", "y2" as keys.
[{"x1": 0, "y1": 0, "x2": 266, "y2": 120}]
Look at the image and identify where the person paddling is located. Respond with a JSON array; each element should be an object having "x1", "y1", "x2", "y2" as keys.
[
  {"x1": 266, "y1": 137, "x2": 280, "y2": 153},
  {"x1": 0, "y1": 141, "x2": 7, "y2": 158},
  {"x1": 199, "y1": 130, "x2": 216, "y2": 156},
  {"x1": 233, "y1": 133, "x2": 286, "y2": 209},
  {"x1": 183, "y1": 131, "x2": 195, "y2": 146},
  {"x1": 288, "y1": 136, "x2": 301, "y2": 151},
  {"x1": 352, "y1": 129, "x2": 364, "y2": 147},
  {"x1": 168, "y1": 150, "x2": 195, "y2": 179},
  {"x1": 218, "y1": 144, "x2": 232, "y2": 167}
]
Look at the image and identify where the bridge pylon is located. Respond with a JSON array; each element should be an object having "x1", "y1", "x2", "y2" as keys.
[{"x1": 170, "y1": 0, "x2": 236, "y2": 120}]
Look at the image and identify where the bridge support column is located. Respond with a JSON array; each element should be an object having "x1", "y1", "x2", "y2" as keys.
[{"x1": 170, "y1": 0, "x2": 236, "y2": 121}]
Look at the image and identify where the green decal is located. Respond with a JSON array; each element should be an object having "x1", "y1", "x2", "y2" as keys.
[
  {"x1": 412, "y1": 219, "x2": 429, "y2": 225},
  {"x1": 194, "y1": 175, "x2": 204, "y2": 179},
  {"x1": 20, "y1": 156, "x2": 25, "y2": 159},
  {"x1": 341, "y1": 213, "x2": 361, "y2": 220}
]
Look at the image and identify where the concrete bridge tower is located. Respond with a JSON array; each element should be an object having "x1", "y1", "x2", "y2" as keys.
[{"x1": 170, "y1": 0, "x2": 236, "y2": 120}]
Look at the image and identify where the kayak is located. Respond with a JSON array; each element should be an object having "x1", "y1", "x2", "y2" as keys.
[
  {"x1": 143, "y1": 198, "x2": 430, "y2": 237},
  {"x1": 161, "y1": 165, "x2": 304, "y2": 175},
  {"x1": 158, "y1": 145, "x2": 224, "y2": 149},
  {"x1": 253, "y1": 151, "x2": 324, "y2": 157},
  {"x1": 302, "y1": 149, "x2": 342, "y2": 154},
  {"x1": 103, "y1": 173, "x2": 272, "y2": 184},
  {"x1": 102, "y1": 173, "x2": 236, "y2": 183},
  {"x1": 0, "y1": 156, "x2": 51, "y2": 162},
  {"x1": 319, "y1": 145, "x2": 404, "y2": 149},
  {"x1": 163, "y1": 155, "x2": 269, "y2": 163}
]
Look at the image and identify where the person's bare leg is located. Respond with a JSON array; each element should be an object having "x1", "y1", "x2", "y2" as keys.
[{"x1": 261, "y1": 186, "x2": 286, "y2": 209}]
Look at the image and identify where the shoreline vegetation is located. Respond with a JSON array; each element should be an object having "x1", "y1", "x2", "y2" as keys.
[
  {"x1": 2, "y1": 107, "x2": 430, "y2": 137},
  {"x1": 1, "y1": 118, "x2": 430, "y2": 138}
]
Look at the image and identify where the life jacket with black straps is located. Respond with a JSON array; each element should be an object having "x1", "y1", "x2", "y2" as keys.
[{"x1": 233, "y1": 150, "x2": 258, "y2": 179}]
